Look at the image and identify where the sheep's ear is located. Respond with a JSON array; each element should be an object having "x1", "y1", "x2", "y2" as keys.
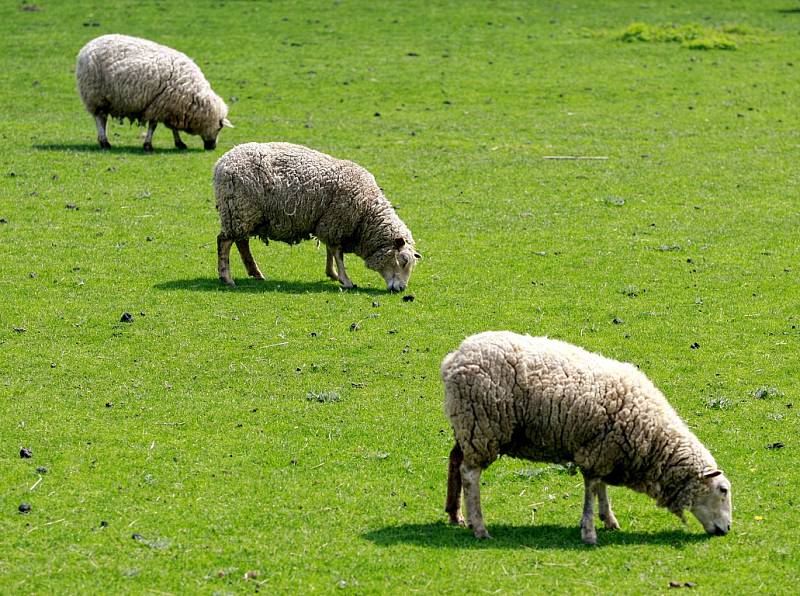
[
  {"x1": 393, "y1": 237, "x2": 405, "y2": 250},
  {"x1": 222, "y1": 118, "x2": 234, "y2": 128},
  {"x1": 413, "y1": 252, "x2": 422, "y2": 260},
  {"x1": 700, "y1": 467, "x2": 722, "y2": 479}
]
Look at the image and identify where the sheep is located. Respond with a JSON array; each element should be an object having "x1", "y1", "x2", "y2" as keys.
[
  {"x1": 76, "y1": 34, "x2": 232, "y2": 152},
  {"x1": 442, "y1": 331, "x2": 732, "y2": 545},
  {"x1": 213, "y1": 142, "x2": 421, "y2": 292}
]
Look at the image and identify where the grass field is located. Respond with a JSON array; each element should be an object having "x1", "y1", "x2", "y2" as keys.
[{"x1": 1, "y1": 0, "x2": 799, "y2": 593}]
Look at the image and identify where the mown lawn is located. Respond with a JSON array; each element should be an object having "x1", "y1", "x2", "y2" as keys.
[{"x1": 1, "y1": 0, "x2": 798, "y2": 593}]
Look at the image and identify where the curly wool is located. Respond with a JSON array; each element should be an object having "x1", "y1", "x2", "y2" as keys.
[
  {"x1": 214, "y1": 142, "x2": 414, "y2": 260},
  {"x1": 442, "y1": 331, "x2": 718, "y2": 513},
  {"x1": 76, "y1": 34, "x2": 227, "y2": 141}
]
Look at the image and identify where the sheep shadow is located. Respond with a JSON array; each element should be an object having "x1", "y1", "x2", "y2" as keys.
[
  {"x1": 362, "y1": 521, "x2": 710, "y2": 550},
  {"x1": 34, "y1": 143, "x2": 205, "y2": 154},
  {"x1": 154, "y1": 276, "x2": 385, "y2": 295}
]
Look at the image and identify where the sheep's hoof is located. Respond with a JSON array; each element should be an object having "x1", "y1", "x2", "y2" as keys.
[
  {"x1": 143, "y1": 142, "x2": 154, "y2": 153},
  {"x1": 604, "y1": 517, "x2": 620, "y2": 531},
  {"x1": 473, "y1": 528, "x2": 492, "y2": 540},
  {"x1": 220, "y1": 277, "x2": 236, "y2": 288},
  {"x1": 99, "y1": 140, "x2": 111, "y2": 150},
  {"x1": 448, "y1": 515, "x2": 465, "y2": 527},
  {"x1": 581, "y1": 529, "x2": 597, "y2": 545},
  {"x1": 174, "y1": 141, "x2": 188, "y2": 150}
]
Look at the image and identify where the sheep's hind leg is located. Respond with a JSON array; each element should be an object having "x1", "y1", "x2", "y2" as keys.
[
  {"x1": 461, "y1": 462, "x2": 491, "y2": 539},
  {"x1": 172, "y1": 128, "x2": 187, "y2": 150},
  {"x1": 595, "y1": 482, "x2": 620, "y2": 530},
  {"x1": 217, "y1": 233, "x2": 236, "y2": 287},
  {"x1": 325, "y1": 246, "x2": 339, "y2": 281},
  {"x1": 143, "y1": 121, "x2": 157, "y2": 152},
  {"x1": 235, "y1": 238, "x2": 265, "y2": 280},
  {"x1": 581, "y1": 475, "x2": 599, "y2": 544},
  {"x1": 445, "y1": 443, "x2": 465, "y2": 526},
  {"x1": 95, "y1": 114, "x2": 111, "y2": 149},
  {"x1": 332, "y1": 248, "x2": 355, "y2": 289}
]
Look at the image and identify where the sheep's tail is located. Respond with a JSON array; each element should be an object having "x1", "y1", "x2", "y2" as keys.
[{"x1": 445, "y1": 442, "x2": 464, "y2": 525}]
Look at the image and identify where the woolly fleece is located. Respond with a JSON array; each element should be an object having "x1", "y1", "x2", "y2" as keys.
[
  {"x1": 214, "y1": 142, "x2": 418, "y2": 290},
  {"x1": 76, "y1": 34, "x2": 228, "y2": 147},
  {"x1": 442, "y1": 331, "x2": 731, "y2": 542}
]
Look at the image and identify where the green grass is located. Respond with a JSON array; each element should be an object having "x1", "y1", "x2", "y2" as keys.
[
  {"x1": 616, "y1": 22, "x2": 768, "y2": 50},
  {"x1": 1, "y1": 0, "x2": 798, "y2": 593}
]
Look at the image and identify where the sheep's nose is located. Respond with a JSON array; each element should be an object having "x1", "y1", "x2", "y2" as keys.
[
  {"x1": 204, "y1": 139, "x2": 217, "y2": 150},
  {"x1": 713, "y1": 525, "x2": 728, "y2": 536}
]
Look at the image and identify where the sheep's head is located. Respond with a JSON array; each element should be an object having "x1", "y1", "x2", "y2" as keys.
[
  {"x1": 193, "y1": 95, "x2": 233, "y2": 150},
  {"x1": 688, "y1": 468, "x2": 732, "y2": 536},
  {"x1": 365, "y1": 237, "x2": 421, "y2": 293}
]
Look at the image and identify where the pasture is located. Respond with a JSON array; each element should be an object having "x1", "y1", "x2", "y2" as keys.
[{"x1": 1, "y1": 0, "x2": 798, "y2": 592}]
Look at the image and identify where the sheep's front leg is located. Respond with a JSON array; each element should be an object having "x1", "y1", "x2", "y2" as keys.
[
  {"x1": 332, "y1": 248, "x2": 355, "y2": 289},
  {"x1": 581, "y1": 475, "x2": 598, "y2": 545},
  {"x1": 325, "y1": 246, "x2": 339, "y2": 281},
  {"x1": 217, "y1": 233, "x2": 236, "y2": 287},
  {"x1": 235, "y1": 238, "x2": 265, "y2": 280},
  {"x1": 595, "y1": 482, "x2": 620, "y2": 530},
  {"x1": 172, "y1": 128, "x2": 187, "y2": 150},
  {"x1": 143, "y1": 121, "x2": 157, "y2": 152},
  {"x1": 95, "y1": 114, "x2": 111, "y2": 149},
  {"x1": 461, "y1": 462, "x2": 491, "y2": 539}
]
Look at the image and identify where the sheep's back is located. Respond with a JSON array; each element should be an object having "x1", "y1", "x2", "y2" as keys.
[
  {"x1": 214, "y1": 143, "x2": 347, "y2": 242},
  {"x1": 443, "y1": 332, "x2": 672, "y2": 470},
  {"x1": 76, "y1": 34, "x2": 207, "y2": 122}
]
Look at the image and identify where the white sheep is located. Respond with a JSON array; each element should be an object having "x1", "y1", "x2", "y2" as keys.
[
  {"x1": 76, "y1": 34, "x2": 232, "y2": 151},
  {"x1": 442, "y1": 331, "x2": 732, "y2": 545},
  {"x1": 213, "y1": 142, "x2": 421, "y2": 292}
]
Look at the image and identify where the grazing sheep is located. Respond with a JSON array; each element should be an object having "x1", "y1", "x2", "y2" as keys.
[
  {"x1": 213, "y1": 142, "x2": 421, "y2": 292},
  {"x1": 442, "y1": 331, "x2": 732, "y2": 545},
  {"x1": 76, "y1": 34, "x2": 232, "y2": 151}
]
